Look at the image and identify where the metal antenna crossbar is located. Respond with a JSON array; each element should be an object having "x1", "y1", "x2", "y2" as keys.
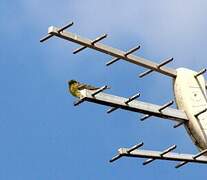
[
  {"x1": 73, "y1": 46, "x2": 87, "y2": 55},
  {"x1": 195, "y1": 108, "x2": 207, "y2": 118},
  {"x1": 175, "y1": 149, "x2": 207, "y2": 168},
  {"x1": 110, "y1": 142, "x2": 144, "y2": 163},
  {"x1": 91, "y1": 86, "x2": 108, "y2": 97},
  {"x1": 143, "y1": 145, "x2": 177, "y2": 165},
  {"x1": 140, "y1": 101, "x2": 173, "y2": 121},
  {"x1": 47, "y1": 26, "x2": 177, "y2": 77},
  {"x1": 139, "y1": 57, "x2": 173, "y2": 78},
  {"x1": 160, "y1": 145, "x2": 177, "y2": 156},
  {"x1": 109, "y1": 154, "x2": 122, "y2": 163},
  {"x1": 114, "y1": 147, "x2": 207, "y2": 167},
  {"x1": 107, "y1": 92, "x2": 140, "y2": 114},
  {"x1": 140, "y1": 114, "x2": 151, "y2": 121},
  {"x1": 175, "y1": 161, "x2": 188, "y2": 168},
  {"x1": 106, "y1": 45, "x2": 141, "y2": 66},
  {"x1": 125, "y1": 93, "x2": 141, "y2": 104},
  {"x1": 142, "y1": 158, "x2": 155, "y2": 165},
  {"x1": 106, "y1": 57, "x2": 120, "y2": 66},
  {"x1": 40, "y1": 22, "x2": 74, "y2": 42},
  {"x1": 127, "y1": 142, "x2": 144, "y2": 153},
  {"x1": 193, "y1": 149, "x2": 207, "y2": 159},
  {"x1": 173, "y1": 121, "x2": 185, "y2": 128},
  {"x1": 79, "y1": 89, "x2": 188, "y2": 122},
  {"x1": 73, "y1": 98, "x2": 86, "y2": 106},
  {"x1": 73, "y1": 34, "x2": 107, "y2": 54},
  {"x1": 194, "y1": 68, "x2": 207, "y2": 78},
  {"x1": 107, "y1": 107, "x2": 119, "y2": 114},
  {"x1": 125, "y1": 45, "x2": 141, "y2": 56},
  {"x1": 159, "y1": 100, "x2": 174, "y2": 112},
  {"x1": 139, "y1": 69, "x2": 154, "y2": 78}
]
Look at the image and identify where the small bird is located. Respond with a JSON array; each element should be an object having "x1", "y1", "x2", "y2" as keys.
[{"x1": 68, "y1": 80, "x2": 101, "y2": 98}]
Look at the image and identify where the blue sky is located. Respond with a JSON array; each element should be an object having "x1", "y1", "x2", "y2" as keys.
[{"x1": 1, "y1": 0, "x2": 207, "y2": 179}]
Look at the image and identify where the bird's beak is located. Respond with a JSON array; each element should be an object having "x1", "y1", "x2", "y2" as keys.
[{"x1": 67, "y1": 81, "x2": 71, "y2": 92}]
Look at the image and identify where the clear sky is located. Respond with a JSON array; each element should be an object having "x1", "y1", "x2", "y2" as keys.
[{"x1": 1, "y1": 0, "x2": 207, "y2": 179}]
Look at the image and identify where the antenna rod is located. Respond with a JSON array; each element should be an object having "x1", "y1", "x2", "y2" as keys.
[
  {"x1": 106, "y1": 45, "x2": 140, "y2": 66},
  {"x1": 73, "y1": 34, "x2": 107, "y2": 54},
  {"x1": 127, "y1": 142, "x2": 144, "y2": 153},
  {"x1": 159, "y1": 101, "x2": 174, "y2": 112},
  {"x1": 91, "y1": 86, "x2": 108, "y2": 97},
  {"x1": 48, "y1": 26, "x2": 177, "y2": 77},
  {"x1": 139, "y1": 58, "x2": 173, "y2": 78},
  {"x1": 125, "y1": 93, "x2": 141, "y2": 104},
  {"x1": 194, "y1": 68, "x2": 207, "y2": 78},
  {"x1": 40, "y1": 22, "x2": 74, "y2": 42}
]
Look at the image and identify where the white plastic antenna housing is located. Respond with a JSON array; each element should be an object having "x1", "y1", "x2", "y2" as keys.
[{"x1": 174, "y1": 68, "x2": 207, "y2": 150}]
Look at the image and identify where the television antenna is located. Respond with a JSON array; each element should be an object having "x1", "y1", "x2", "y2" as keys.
[{"x1": 40, "y1": 21, "x2": 207, "y2": 168}]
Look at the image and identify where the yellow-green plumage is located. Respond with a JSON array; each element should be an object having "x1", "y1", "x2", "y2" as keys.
[{"x1": 68, "y1": 80, "x2": 99, "y2": 98}]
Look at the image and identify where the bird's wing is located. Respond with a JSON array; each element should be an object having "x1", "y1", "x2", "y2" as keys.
[{"x1": 78, "y1": 83, "x2": 99, "y2": 90}]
